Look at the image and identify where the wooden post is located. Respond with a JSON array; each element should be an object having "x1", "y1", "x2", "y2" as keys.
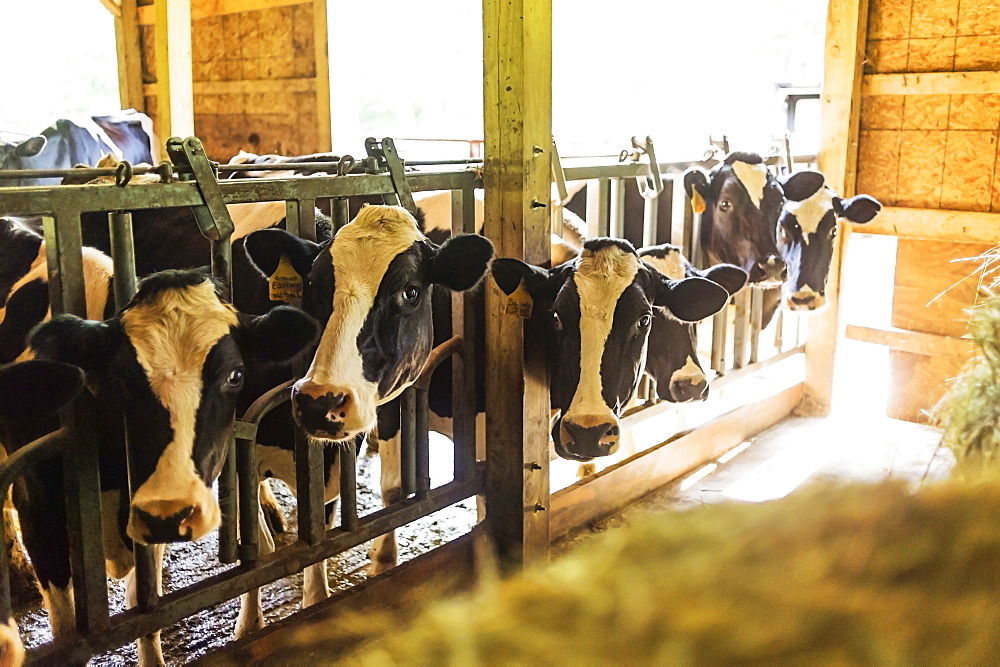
[
  {"x1": 115, "y1": 0, "x2": 144, "y2": 111},
  {"x1": 483, "y1": 0, "x2": 552, "y2": 568},
  {"x1": 799, "y1": 0, "x2": 868, "y2": 416},
  {"x1": 153, "y1": 0, "x2": 194, "y2": 140},
  {"x1": 313, "y1": 0, "x2": 332, "y2": 152}
]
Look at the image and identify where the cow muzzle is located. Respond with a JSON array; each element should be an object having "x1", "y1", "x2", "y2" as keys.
[
  {"x1": 554, "y1": 414, "x2": 620, "y2": 461},
  {"x1": 291, "y1": 379, "x2": 372, "y2": 442},
  {"x1": 129, "y1": 497, "x2": 215, "y2": 544},
  {"x1": 785, "y1": 288, "x2": 826, "y2": 311},
  {"x1": 749, "y1": 255, "x2": 787, "y2": 285},
  {"x1": 668, "y1": 375, "x2": 709, "y2": 403}
]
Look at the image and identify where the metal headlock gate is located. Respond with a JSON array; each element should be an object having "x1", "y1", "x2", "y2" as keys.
[{"x1": 0, "y1": 134, "x2": 818, "y2": 661}]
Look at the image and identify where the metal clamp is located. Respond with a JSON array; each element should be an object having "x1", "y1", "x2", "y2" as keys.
[
  {"x1": 365, "y1": 137, "x2": 417, "y2": 215},
  {"x1": 166, "y1": 136, "x2": 235, "y2": 242},
  {"x1": 620, "y1": 135, "x2": 663, "y2": 200},
  {"x1": 550, "y1": 137, "x2": 572, "y2": 206}
]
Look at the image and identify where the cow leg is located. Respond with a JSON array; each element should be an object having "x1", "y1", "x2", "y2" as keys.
[
  {"x1": 0, "y1": 617, "x2": 24, "y2": 667},
  {"x1": 303, "y1": 449, "x2": 341, "y2": 608},
  {"x1": 235, "y1": 504, "x2": 276, "y2": 639},
  {"x1": 369, "y1": 402, "x2": 401, "y2": 576},
  {"x1": 258, "y1": 479, "x2": 287, "y2": 536},
  {"x1": 3, "y1": 507, "x2": 35, "y2": 600},
  {"x1": 39, "y1": 582, "x2": 75, "y2": 640},
  {"x1": 126, "y1": 544, "x2": 165, "y2": 667}
]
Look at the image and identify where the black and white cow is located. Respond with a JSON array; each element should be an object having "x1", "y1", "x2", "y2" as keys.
[
  {"x1": 683, "y1": 151, "x2": 786, "y2": 285},
  {"x1": 0, "y1": 270, "x2": 317, "y2": 665},
  {"x1": 637, "y1": 244, "x2": 748, "y2": 402},
  {"x1": 776, "y1": 170, "x2": 881, "y2": 311},
  {"x1": 492, "y1": 238, "x2": 731, "y2": 462},
  {"x1": 0, "y1": 111, "x2": 155, "y2": 187}
]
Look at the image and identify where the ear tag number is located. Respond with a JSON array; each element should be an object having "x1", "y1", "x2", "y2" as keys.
[
  {"x1": 690, "y1": 189, "x2": 706, "y2": 214},
  {"x1": 504, "y1": 279, "x2": 533, "y2": 319},
  {"x1": 269, "y1": 254, "x2": 303, "y2": 302}
]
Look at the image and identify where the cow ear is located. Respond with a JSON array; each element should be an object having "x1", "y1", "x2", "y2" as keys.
[
  {"x1": 27, "y1": 315, "x2": 121, "y2": 373},
  {"x1": 244, "y1": 229, "x2": 322, "y2": 280},
  {"x1": 834, "y1": 194, "x2": 882, "y2": 224},
  {"x1": 429, "y1": 234, "x2": 494, "y2": 291},
  {"x1": 491, "y1": 258, "x2": 559, "y2": 303},
  {"x1": 682, "y1": 168, "x2": 710, "y2": 214},
  {"x1": 697, "y1": 264, "x2": 748, "y2": 296},
  {"x1": 0, "y1": 360, "x2": 86, "y2": 422},
  {"x1": 780, "y1": 170, "x2": 825, "y2": 202},
  {"x1": 235, "y1": 305, "x2": 320, "y2": 364},
  {"x1": 15, "y1": 136, "x2": 46, "y2": 158},
  {"x1": 654, "y1": 275, "x2": 730, "y2": 322}
]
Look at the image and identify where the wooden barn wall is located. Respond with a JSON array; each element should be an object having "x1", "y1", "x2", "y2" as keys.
[
  {"x1": 857, "y1": 0, "x2": 999, "y2": 422},
  {"x1": 136, "y1": 0, "x2": 330, "y2": 161}
]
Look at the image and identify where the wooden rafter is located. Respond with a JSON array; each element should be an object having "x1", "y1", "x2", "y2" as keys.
[{"x1": 99, "y1": 0, "x2": 122, "y2": 18}]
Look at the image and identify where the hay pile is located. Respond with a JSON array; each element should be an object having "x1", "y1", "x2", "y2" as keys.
[{"x1": 336, "y1": 477, "x2": 1000, "y2": 665}]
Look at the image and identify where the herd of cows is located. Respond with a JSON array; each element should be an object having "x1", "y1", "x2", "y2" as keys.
[{"x1": 0, "y1": 114, "x2": 882, "y2": 664}]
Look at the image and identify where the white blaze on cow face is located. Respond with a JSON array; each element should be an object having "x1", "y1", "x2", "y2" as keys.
[
  {"x1": 784, "y1": 186, "x2": 835, "y2": 243},
  {"x1": 640, "y1": 248, "x2": 685, "y2": 281},
  {"x1": 731, "y1": 160, "x2": 769, "y2": 209},
  {"x1": 671, "y1": 355, "x2": 705, "y2": 387},
  {"x1": 123, "y1": 280, "x2": 238, "y2": 543},
  {"x1": 561, "y1": 245, "x2": 641, "y2": 453},
  {"x1": 298, "y1": 206, "x2": 425, "y2": 439}
]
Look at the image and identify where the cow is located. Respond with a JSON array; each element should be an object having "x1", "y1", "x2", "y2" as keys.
[
  {"x1": 637, "y1": 244, "x2": 748, "y2": 402},
  {"x1": 776, "y1": 170, "x2": 881, "y2": 311},
  {"x1": 683, "y1": 151, "x2": 786, "y2": 285},
  {"x1": 0, "y1": 269, "x2": 318, "y2": 665},
  {"x1": 0, "y1": 111, "x2": 156, "y2": 187},
  {"x1": 491, "y1": 238, "x2": 731, "y2": 462}
]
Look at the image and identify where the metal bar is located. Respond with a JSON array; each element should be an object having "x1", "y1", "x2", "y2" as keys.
[
  {"x1": 400, "y1": 388, "x2": 417, "y2": 498},
  {"x1": 610, "y1": 178, "x2": 626, "y2": 239},
  {"x1": 670, "y1": 175, "x2": 690, "y2": 249},
  {"x1": 29, "y1": 479, "x2": 480, "y2": 666},
  {"x1": 299, "y1": 198, "x2": 317, "y2": 242},
  {"x1": 732, "y1": 289, "x2": 749, "y2": 369},
  {"x1": 333, "y1": 198, "x2": 350, "y2": 231},
  {"x1": 107, "y1": 211, "x2": 137, "y2": 308},
  {"x1": 217, "y1": 437, "x2": 238, "y2": 565},
  {"x1": 235, "y1": 434, "x2": 259, "y2": 563},
  {"x1": 339, "y1": 444, "x2": 358, "y2": 531},
  {"x1": 379, "y1": 137, "x2": 417, "y2": 214},
  {"x1": 711, "y1": 307, "x2": 729, "y2": 375},
  {"x1": 451, "y1": 185, "x2": 477, "y2": 483},
  {"x1": 415, "y1": 387, "x2": 431, "y2": 499},
  {"x1": 43, "y1": 211, "x2": 87, "y2": 317},
  {"x1": 294, "y1": 423, "x2": 326, "y2": 546},
  {"x1": 642, "y1": 195, "x2": 659, "y2": 247},
  {"x1": 284, "y1": 200, "x2": 302, "y2": 237},
  {"x1": 750, "y1": 286, "x2": 764, "y2": 363},
  {"x1": 586, "y1": 178, "x2": 610, "y2": 237}
]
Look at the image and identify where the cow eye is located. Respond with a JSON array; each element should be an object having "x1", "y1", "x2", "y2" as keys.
[
  {"x1": 552, "y1": 310, "x2": 563, "y2": 332},
  {"x1": 719, "y1": 199, "x2": 732, "y2": 212},
  {"x1": 401, "y1": 285, "x2": 420, "y2": 302},
  {"x1": 830, "y1": 226, "x2": 838, "y2": 238},
  {"x1": 227, "y1": 368, "x2": 244, "y2": 387},
  {"x1": 638, "y1": 314, "x2": 652, "y2": 328}
]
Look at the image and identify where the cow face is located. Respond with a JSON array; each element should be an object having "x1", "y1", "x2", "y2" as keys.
[
  {"x1": 684, "y1": 152, "x2": 786, "y2": 285},
  {"x1": 0, "y1": 136, "x2": 47, "y2": 179},
  {"x1": 28, "y1": 271, "x2": 319, "y2": 544},
  {"x1": 244, "y1": 205, "x2": 494, "y2": 443},
  {"x1": 639, "y1": 244, "x2": 748, "y2": 402},
  {"x1": 493, "y1": 239, "x2": 730, "y2": 462},
  {"x1": 777, "y1": 171, "x2": 881, "y2": 311}
]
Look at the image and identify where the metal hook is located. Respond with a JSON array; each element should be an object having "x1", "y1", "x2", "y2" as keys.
[
  {"x1": 337, "y1": 154, "x2": 356, "y2": 176},
  {"x1": 629, "y1": 136, "x2": 663, "y2": 200},
  {"x1": 114, "y1": 160, "x2": 133, "y2": 187}
]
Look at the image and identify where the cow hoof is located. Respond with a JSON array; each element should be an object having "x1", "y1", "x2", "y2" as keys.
[
  {"x1": 0, "y1": 618, "x2": 25, "y2": 667},
  {"x1": 234, "y1": 611, "x2": 265, "y2": 639},
  {"x1": 367, "y1": 559, "x2": 395, "y2": 577},
  {"x1": 303, "y1": 588, "x2": 329, "y2": 608}
]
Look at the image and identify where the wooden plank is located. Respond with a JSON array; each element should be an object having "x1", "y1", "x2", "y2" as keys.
[
  {"x1": 860, "y1": 207, "x2": 1000, "y2": 244},
  {"x1": 100, "y1": 0, "x2": 122, "y2": 18},
  {"x1": 312, "y1": 0, "x2": 331, "y2": 152},
  {"x1": 551, "y1": 383, "x2": 804, "y2": 541},
  {"x1": 139, "y1": 0, "x2": 309, "y2": 24},
  {"x1": 192, "y1": 78, "x2": 316, "y2": 94},
  {"x1": 115, "y1": 0, "x2": 145, "y2": 112},
  {"x1": 887, "y1": 349, "x2": 966, "y2": 424},
  {"x1": 483, "y1": 0, "x2": 552, "y2": 568},
  {"x1": 803, "y1": 0, "x2": 869, "y2": 415},
  {"x1": 845, "y1": 324, "x2": 978, "y2": 357},
  {"x1": 863, "y1": 71, "x2": 1000, "y2": 96},
  {"x1": 154, "y1": 0, "x2": 195, "y2": 139}
]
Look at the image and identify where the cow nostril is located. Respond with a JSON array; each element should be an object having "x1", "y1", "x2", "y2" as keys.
[{"x1": 330, "y1": 393, "x2": 348, "y2": 409}]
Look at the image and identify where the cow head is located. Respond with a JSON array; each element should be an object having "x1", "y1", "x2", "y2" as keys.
[
  {"x1": 684, "y1": 151, "x2": 786, "y2": 285},
  {"x1": 493, "y1": 239, "x2": 730, "y2": 462},
  {"x1": 0, "y1": 136, "x2": 47, "y2": 186},
  {"x1": 245, "y1": 205, "x2": 494, "y2": 443},
  {"x1": 28, "y1": 270, "x2": 319, "y2": 544},
  {"x1": 639, "y1": 244, "x2": 748, "y2": 403},
  {"x1": 777, "y1": 171, "x2": 881, "y2": 311}
]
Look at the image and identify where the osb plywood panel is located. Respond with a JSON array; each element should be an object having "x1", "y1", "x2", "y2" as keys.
[
  {"x1": 892, "y1": 238, "x2": 991, "y2": 338},
  {"x1": 906, "y1": 36, "x2": 956, "y2": 71},
  {"x1": 954, "y1": 35, "x2": 1000, "y2": 71},
  {"x1": 940, "y1": 130, "x2": 997, "y2": 211},
  {"x1": 866, "y1": 39, "x2": 909, "y2": 72},
  {"x1": 857, "y1": 129, "x2": 901, "y2": 204},
  {"x1": 901, "y1": 94, "x2": 950, "y2": 129},
  {"x1": 948, "y1": 94, "x2": 1000, "y2": 130},
  {"x1": 887, "y1": 349, "x2": 966, "y2": 423},
  {"x1": 958, "y1": 0, "x2": 1000, "y2": 35},
  {"x1": 861, "y1": 95, "x2": 905, "y2": 129},
  {"x1": 868, "y1": 0, "x2": 911, "y2": 39},
  {"x1": 909, "y1": 0, "x2": 959, "y2": 38},
  {"x1": 896, "y1": 129, "x2": 948, "y2": 207}
]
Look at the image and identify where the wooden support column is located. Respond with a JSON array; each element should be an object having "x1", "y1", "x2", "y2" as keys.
[
  {"x1": 313, "y1": 0, "x2": 332, "y2": 152},
  {"x1": 115, "y1": 0, "x2": 144, "y2": 111},
  {"x1": 483, "y1": 0, "x2": 552, "y2": 568},
  {"x1": 799, "y1": 0, "x2": 868, "y2": 416},
  {"x1": 153, "y1": 0, "x2": 194, "y2": 140}
]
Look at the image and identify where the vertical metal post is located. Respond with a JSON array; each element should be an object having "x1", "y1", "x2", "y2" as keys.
[
  {"x1": 586, "y1": 178, "x2": 610, "y2": 238},
  {"x1": 610, "y1": 178, "x2": 626, "y2": 240},
  {"x1": 400, "y1": 388, "x2": 417, "y2": 497},
  {"x1": 670, "y1": 175, "x2": 692, "y2": 249},
  {"x1": 642, "y1": 195, "x2": 659, "y2": 248},
  {"x1": 295, "y1": 424, "x2": 326, "y2": 545},
  {"x1": 415, "y1": 387, "x2": 431, "y2": 499},
  {"x1": 339, "y1": 444, "x2": 358, "y2": 531},
  {"x1": 711, "y1": 307, "x2": 728, "y2": 375},
  {"x1": 43, "y1": 211, "x2": 87, "y2": 317},
  {"x1": 451, "y1": 185, "x2": 477, "y2": 483},
  {"x1": 108, "y1": 212, "x2": 137, "y2": 307},
  {"x1": 333, "y1": 198, "x2": 350, "y2": 232},
  {"x1": 235, "y1": 430, "x2": 259, "y2": 563},
  {"x1": 750, "y1": 286, "x2": 764, "y2": 363},
  {"x1": 732, "y1": 289, "x2": 749, "y2": 369}
]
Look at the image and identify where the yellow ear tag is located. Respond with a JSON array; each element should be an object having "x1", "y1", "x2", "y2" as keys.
[
  {"x1": 269, "y1": 254, "x2": 303, "y2": 302},
  {"x1": 503, "y1": 279, "x2": 534, "y2": 319},
  {"x1": 690, "y1": 189, "x2": 706, "y2": 214}
]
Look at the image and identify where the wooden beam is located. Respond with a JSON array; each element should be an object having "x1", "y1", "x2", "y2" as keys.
[
  {"x1": 138, "y1": 0, "x2": 310, "y2": 25},
  {"x1": 550, "y1": 383, "x2": 804, "y2": 541},
  {"x1": 115, "y1": 0, "x2": 144, "y2": 111},
  {"x1": 99, "y1": 0, "x2": 122, "y2": 18},
  {"x1": 313, "y1": 0, "x2": 331, "y2": 152},
  {"x1": 154, "y1": 0, "x2": 194, "y2": 140},
  {"x1": 483, "y1": 0, "x2": 552, "y2": 569},
  {"x1": 857, "y1": 207, "x2": 1000, "y2": 244},
  {"x1": 801, "y1": 0, "x2": 869, "y2": 416},
  {"x1": 845, "y1": 324, "x2": 977, "y2": 358},
  {"x1": 863, "y1": 71, "x2": 1000, "y2": 96}
]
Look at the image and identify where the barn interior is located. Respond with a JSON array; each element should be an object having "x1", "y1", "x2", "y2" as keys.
[{"x1": 0, "y1": 0, "x2": 998, "y2": 663}]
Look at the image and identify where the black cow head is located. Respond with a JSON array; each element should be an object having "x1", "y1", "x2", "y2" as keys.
[
  {"x1": 684, "y1": 151, "x2": 786, "y2": 284},
  {"x1": 0, "y1": 218, "x2": 43, "y2": 309},
  {"x1": 639, "y1": 244, "x2": 748, "y2": 403},
  {"x1": 245, "y1": 205, "x2": 494, "y2": 443},
  {"x1": 28, "y1": 270, "x2": 319, "y2": 544},
  {"x1": 0, "y1": 359, "x2": 86, "y2": 452},
  {"x1": 493, "y1": 239, "x2": 730, "y2": 462},
  {"x1": 777, "y1": 170, "x2": 881, "y2": 311}
]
